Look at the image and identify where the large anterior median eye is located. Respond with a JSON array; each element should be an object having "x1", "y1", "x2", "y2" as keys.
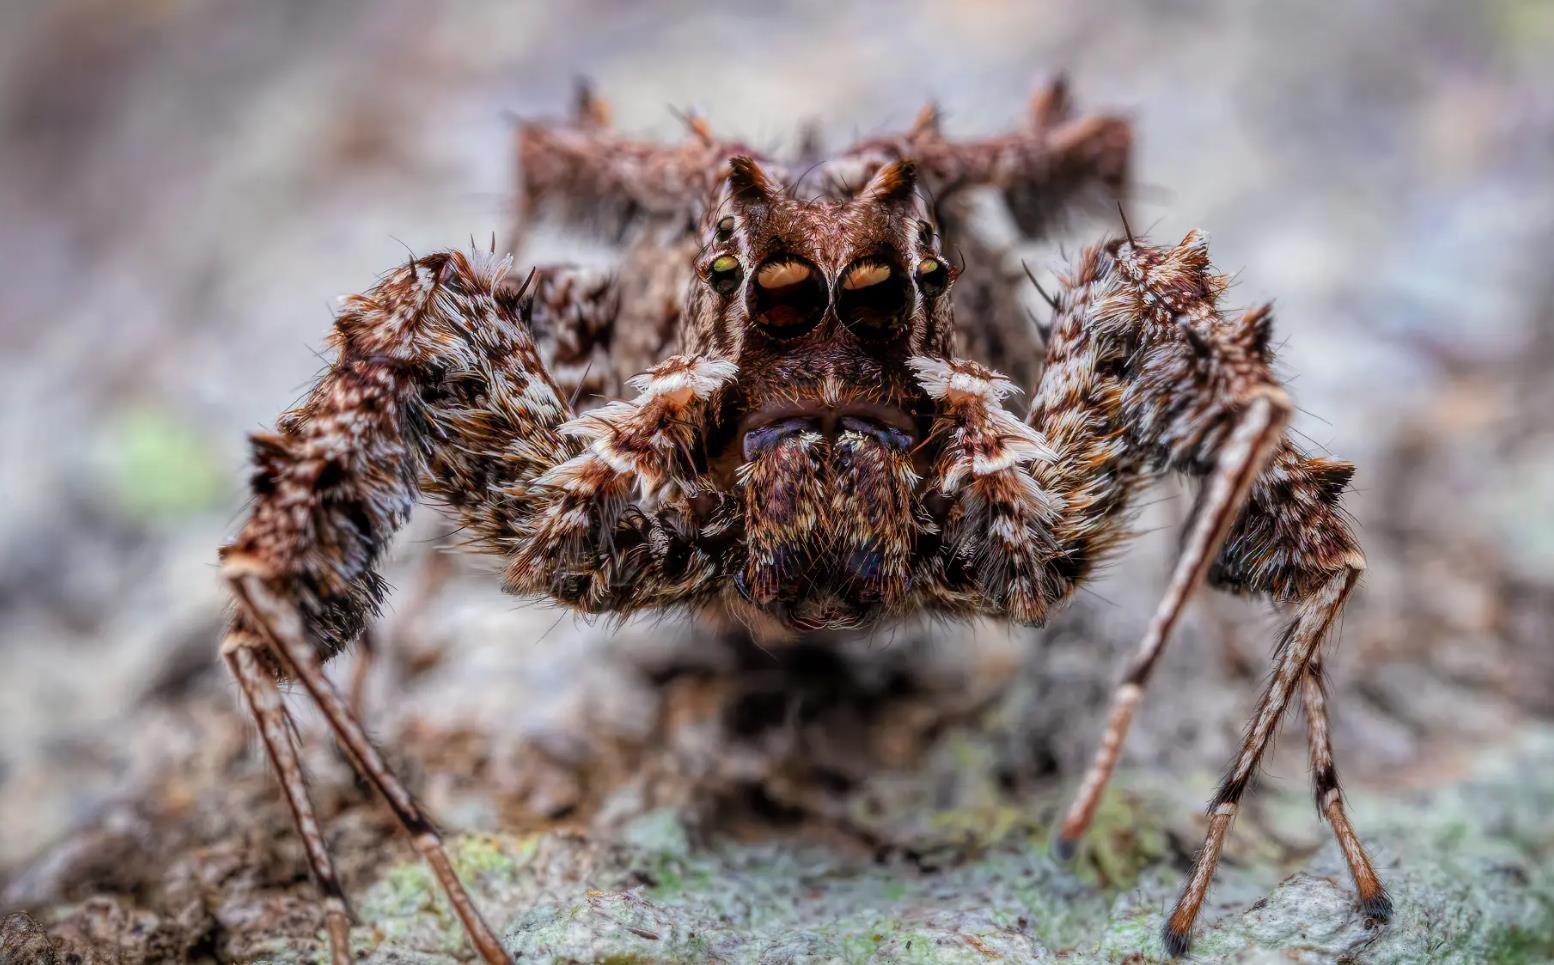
[
  {"x1": 749, "y1": 257, "x2": 826, "y2": 337},
  {"x1": 837, "y1": 257, "x2": 910, "y2": 337}
]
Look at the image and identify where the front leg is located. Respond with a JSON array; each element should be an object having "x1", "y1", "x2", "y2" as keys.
[
  {"x1": 222, "y1": 249, "x2": 564, "y2": 965},
  {"x1": 221, "y1": 250, "x2": 728, "y2": 965},
  {"x1": 1026, "y1": 230, "x2": 1385, "y2": 955}
]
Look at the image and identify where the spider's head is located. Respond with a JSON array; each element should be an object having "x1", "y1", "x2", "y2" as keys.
[{"x1": 687, "y1": 157, "x2": 959, "y2": 635}]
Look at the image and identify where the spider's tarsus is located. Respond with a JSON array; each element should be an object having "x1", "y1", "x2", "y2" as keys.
[
  {"x1": 1359, "y1": 890, "x2": 1396, "y2": 923},
  {"x1": 1050, "y1": 832, "x2": 1078, "y2": 862},
  {"x1": 1161, "y1": 923, "x2": 1193, "y2": 958}
]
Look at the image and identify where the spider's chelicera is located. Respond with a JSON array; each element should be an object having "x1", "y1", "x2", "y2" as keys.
[{"x1": 218, "y1": 81, "x2": 1390, "y2": 963}]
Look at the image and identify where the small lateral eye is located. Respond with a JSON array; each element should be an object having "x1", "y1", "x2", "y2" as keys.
[
  {"x1": 915, "y1": 256, "x2": 949, "y2": 298},
  {"x1": 837, "y1": 257, "x2": 910, "y2": 337},
  {"x1": 916, "y1": 220, "x2": 934, "y2": 246},
  {"x1": 716, "y1": 215, "x2": 736, "y2": 240},
  {"x1": 748, "y1": 257, "x2": 826, "y2": 337},
  {"x1": 708, "y1": 254, "x2": 743, "y2": 296}
]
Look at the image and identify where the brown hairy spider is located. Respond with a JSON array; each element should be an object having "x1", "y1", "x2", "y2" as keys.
[{"x1": 218, "y1": 79, "x2": 1390, "y2": 962}]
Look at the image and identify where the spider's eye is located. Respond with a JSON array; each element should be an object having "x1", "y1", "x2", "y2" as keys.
[
  {"x1": 749, "y1": 257, "x2": 826, "y2": 337},
  {"x1": 837, "y1": 257, "x2": 910, "y2": 338},
  {"x1": 715, "y1": 216, "x2": 736, "y2": 240},
  {"x1": 915, "y1": 256, "x2": 950, "y2": 299},
  {"x1": 916, "y1": 220, "x2": 934, "y2": 247},
  {"x1": 707, "y1": 254, "x2": 743, "y2": 296}
]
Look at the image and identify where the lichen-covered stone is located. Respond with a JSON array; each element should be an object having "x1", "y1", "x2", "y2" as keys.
[{"x1": 255, "y1": 731, "x2": 1554, "y2": 965}]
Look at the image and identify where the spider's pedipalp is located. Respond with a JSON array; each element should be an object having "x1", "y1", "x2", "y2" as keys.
[
  {"x1": 912, "y1": 356, "x2": 1063, "y2": 623},
  {"x1": 510, "y1": 353, "x2": 736, "y2": 609},
  {"x1": 828, "y1": 429, "x2": 920, "y2": 612},
  {"x1": 736, "y1": 428, "x2": 826, "y2": 611}
]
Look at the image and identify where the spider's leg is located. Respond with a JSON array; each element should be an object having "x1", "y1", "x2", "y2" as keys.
[
  {"x1": 510, "y1": 91, "x2": 761, "y2": 249},
  {"x1": 1161, "y1": 561, "x2": 1362, "y2": 954},
  {"x1": 1171, "y1": 436, "x2": 1390, "y2": 937},
  {"x1": 225, "y1": 639, "x2": 351, "y2": 965},
  {"x1": 1025, "y1": 231, "x2": 1383, "y2": 955},
  {"x1": 1053, "y1": 390, "x2": 1289, "y2": 853},
  {"x1": 224, "y1": 248, "x2": 731, "y2": 960},
  {"x1": 521, "y1": 263, "x2": 621, "y2": 403},
  {"x1": 228, "y1": 573, "x2": 510, "y2": 963},
  {"x1": 960, "y1": 77, "x2": 1132, "y2": 240},
  {"x1": 220, "y1": 252, "x2": 726, "y2": 964},
  {"x1": 828, "y1": 77, "x2": 1131, "y2": 237},
  {"x1": 222, "y1": 250, "x2": 576, "y2": 965},
  {"x1": 1300, "y1": 655, "x2": 1391, "y2": 921},
  {"x1": 508, "y1": 98, "x2": 754, "y2": 393}
]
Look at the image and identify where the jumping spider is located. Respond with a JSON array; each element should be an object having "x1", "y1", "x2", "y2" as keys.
[{"x1": 219, "y1": 79, "x2": 1391, "y2": 961}]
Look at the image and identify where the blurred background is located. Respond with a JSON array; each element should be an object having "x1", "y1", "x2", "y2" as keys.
[{"x1": 2, "y1": 1, "x2": 1552, "y2": 962}]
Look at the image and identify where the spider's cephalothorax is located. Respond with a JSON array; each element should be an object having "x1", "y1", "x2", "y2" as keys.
[
  {"x1": 218, "y1": 81, "x2": 1390, "y2": 964},
  {"x1": 689, "y1": 157, "x2": 955, "y2": 632}
]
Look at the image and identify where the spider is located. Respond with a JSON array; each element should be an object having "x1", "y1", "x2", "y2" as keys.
[{"x1": 218, "y1": 79, "x2": 1390, "y2": 962}]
